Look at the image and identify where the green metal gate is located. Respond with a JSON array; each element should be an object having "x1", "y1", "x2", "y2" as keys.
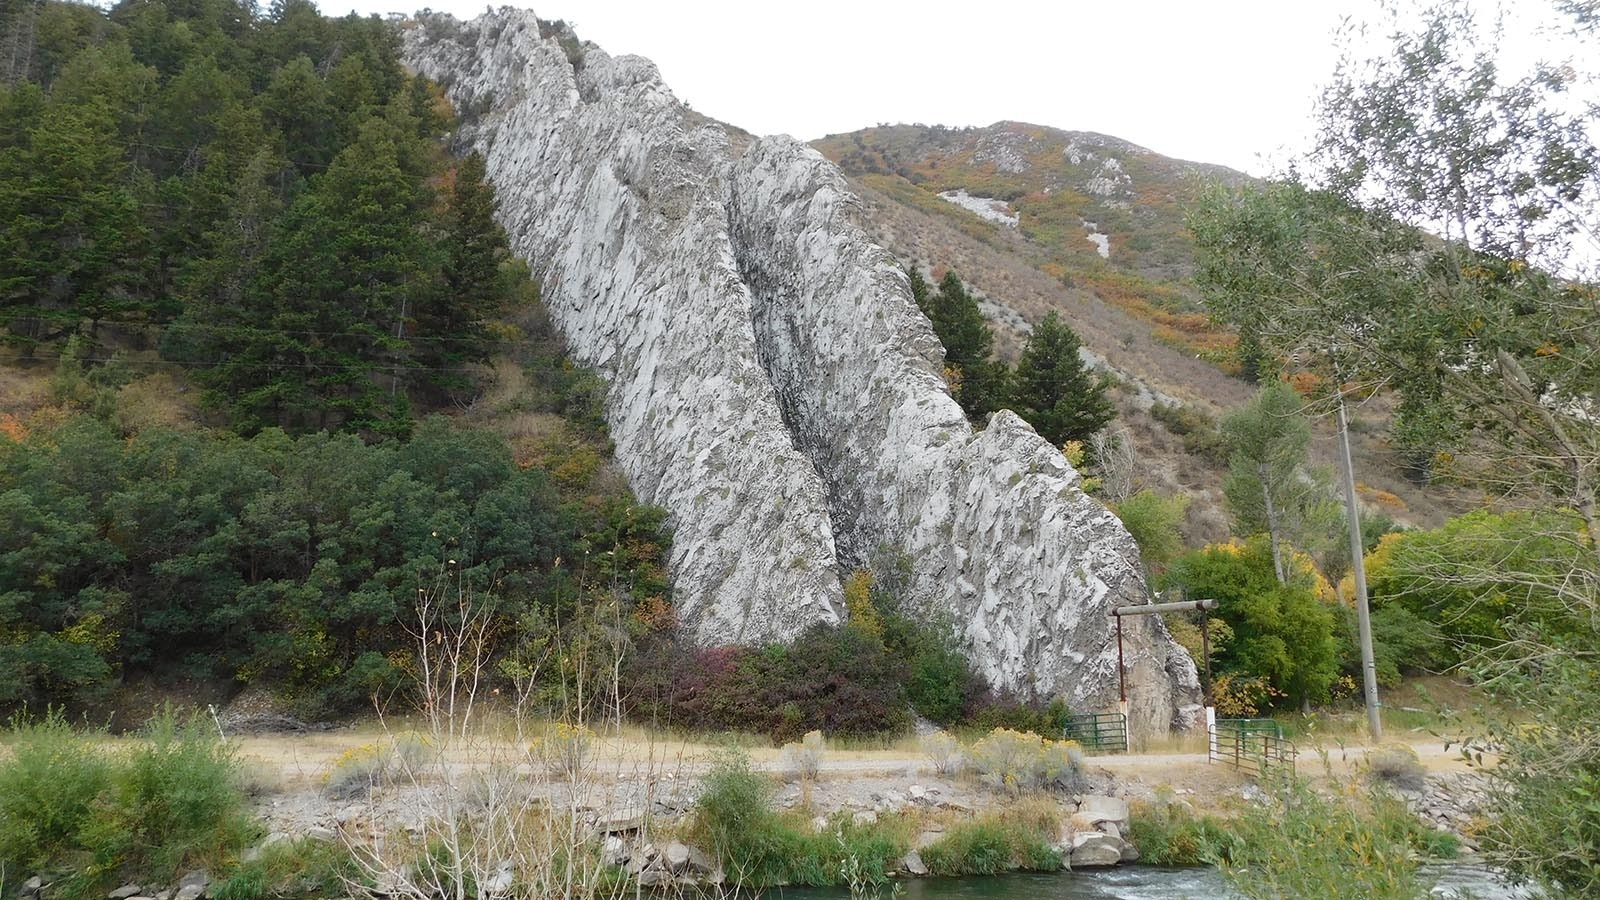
[
  {"x1": 1062, "y1": 712, "x2": 1128, "y2": 753},
  {"x1": 1210, "y1": 718, "x2": 1296, "y2": 778}
]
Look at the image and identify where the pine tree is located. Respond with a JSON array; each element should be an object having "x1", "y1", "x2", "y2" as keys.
[
  {"x1": 416, "y1": 151, "x2": 506, "y2": 396},
  {"x1": 925, "y1": 270, "x2": 1007, "y2": 421},
  {"x1": 0, "y1": 101, "x2": 146, "y2": 341},
  {"x1": 905, "y1": 263, "x2": 931, "y2": 314},
  {"x1": 1010, "y1": 311, "x2": 1113, "y2": 447},
  {"x1": 204, "y1": 121, "x2": 433, "y2": 434}
]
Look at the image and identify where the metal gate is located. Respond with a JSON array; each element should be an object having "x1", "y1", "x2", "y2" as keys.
[
  {"x1": 1210, "y1": 718, "x2": 1296, "y2": 777},
  {"x1": 1063, "y1": 712, "x2": 1128, "y2": 753}
]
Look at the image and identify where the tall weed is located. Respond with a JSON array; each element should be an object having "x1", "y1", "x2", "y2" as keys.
[
  {"x1": 0, "y1": 710, "x2": 255, "y2": 897},
  {"x1": 0, "y1": 711, "x2": 112, "y2": 872}
]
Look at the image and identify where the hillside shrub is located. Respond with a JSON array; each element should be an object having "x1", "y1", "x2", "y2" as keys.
[
  {"x1": 919, "y1": 730, "x2": 961, "y2": 775},
  {"x1": 0, "y1": 414, "x2": 669, "y2": 716},
  {"x1": 1126, "y1": 799, "x2": 1235, "y2": 866},
  {"x1": 323, "y1": 742, "x2": 393, "y2": 800},
  {"x1": 967, "y1": 694, "x2": 1071, "y2": 736},
  {"x1": 0, "y1": 711, "x2": 112, "y2": 872},
  {"x1": 627, "y1": 624, "x2": 909, "y2": 741},
  {"x1": 1164, "y1": 537, "x2": 1340, "y2": 709},
  {"x1": 76, "y1": 713, "x2": 257, "y2": 887},
  {"x1": 1214, "y1": 778, "x2": 1451, "y2": 899},
  {"x1": 779, "y1": 730, "x2": 826, "y2": 781},
  {"x1": 879, "y1": 611, "x2": 982, "y2": 726},
  {"x1": 534, "y1": 722, "x2": 593, "y2": 780},
  {"x1": 1367, "y1": 744, "x2": 1427, "y2": 792},
  {"x1": 0, "y1": 711, "x2": 255, "y2": 896},
  {"x1": 1150, "y1": 402, "x2": 1227, "y2": 462}
]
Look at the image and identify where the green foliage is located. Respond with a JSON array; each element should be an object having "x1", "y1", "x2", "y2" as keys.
[
  {"x1": 1010, "y1": 311, "x2": 1114, "y2": 446},
  {"x1": 628, "y1": 624, "x2": 911, "y2": 741},
  {"x1": 965, "y1": 728, "x2": 1085, "y2": 795},
  {"x1": 1112, "y1": 488, "x2": 1190, "y2": 574},
  {"x1": 689, "y1": 754, "x2": 908, "y2": 888},
  {"x1": 0, "y1": 710, "x2": 113, "y2": 873},
  {"x1": 918, "y1": 807, "x2": 1060, "y2": 876},
  {"x1": 922, "y1": 270, "x2": 1009, "y2": 421},
  {"x1": 1125, "y1": 800, "x2": 1233, "y2": 866},
  {"x1": 1164, "y1": 537, "x2": 1339, "y2": 708},
  {"x1": 1149, "y1": 401, "x2": 1226, "y2": 463},
  {"x1": 1365, "y1": 509, "x2": 1588, "y2": 668},
  {"x1": 1, "y1": 0, "x2": 513, "y2": 435},
  {"x1": 1220, "y1": 382, "x2": 1339, "y2": 581},
  {"x1": 211, "y1": 838, "x2": 360, "y2": 900},
  {"x1": 879, "y1": 609, "x2": 980, "y2": 727},
  {"x1": 0, "y1": 711, "x2": 255, "y2": 896},
  {"x1": 76, "y1": 712, "x2": 257, "y2": 887},
  {"x1": 1210, "y1": 778, "x2": 1447, "y2": 900},
  {"x1": 0, "y1": 414, "x2": 669, "y2": 714}
]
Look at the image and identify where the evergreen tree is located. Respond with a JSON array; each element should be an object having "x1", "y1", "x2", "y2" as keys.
[
  {"x1": 417, "y1": 151, "x2": 506, "y2": 395},
  {"x1": 201, "y1": 122, "x2": 433, "y2": 434},
  {"x1": 925, "y1": 271, "x2": 1007, "y2": 421},
  {"x1": 905, "y1": 263, "x2": 931, "y2": 314},
  {"x1": 260, "y1": 55, "x2": 335, "y2": 173},
  {"x1": 0, "y1": 102, "x2": 146, "y2": 342},
  {"x1": 1010, "y1": 311, "x2": 1113, "y2": 447}
]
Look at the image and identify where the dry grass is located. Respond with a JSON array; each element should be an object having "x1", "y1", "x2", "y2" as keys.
[{"x1": 0, "y1": 359, "x2": 51, "y2": 418}]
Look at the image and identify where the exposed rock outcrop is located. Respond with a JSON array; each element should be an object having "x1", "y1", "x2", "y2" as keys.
[{"x1": 400, "y1": 10, "x2": 1199, "y2": 728}]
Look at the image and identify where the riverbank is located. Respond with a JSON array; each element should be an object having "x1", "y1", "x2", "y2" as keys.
[{"x1": 4, "y1": 713, "x2": 1492, "y2": 900}]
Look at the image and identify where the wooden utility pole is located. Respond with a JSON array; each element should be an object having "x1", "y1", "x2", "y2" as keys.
[{"x1": 1335, "y1": 389, "x2": 1383, "y2": 741}]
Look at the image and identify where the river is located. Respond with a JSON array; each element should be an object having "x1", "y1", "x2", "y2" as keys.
[{"x1": 759, "y1": 862, "x2": 1529, "y2": 899}]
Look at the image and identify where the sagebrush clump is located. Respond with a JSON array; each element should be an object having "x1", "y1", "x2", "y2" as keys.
[{"x1": 967, "y1": 728, "x2": 1085, "y2": 794}]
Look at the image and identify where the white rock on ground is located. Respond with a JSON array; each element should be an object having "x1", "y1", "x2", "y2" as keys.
[
  {"x1": 937, "y1": 189, "x2": 1020, "y2": 227},
  {"x1": 400, "y1": 9, "x2": 1200, "y2": 726}
]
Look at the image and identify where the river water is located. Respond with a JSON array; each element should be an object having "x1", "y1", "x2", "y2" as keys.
[{"x1": 760, "y1": 862, "x2": 1529, "y2": 899}]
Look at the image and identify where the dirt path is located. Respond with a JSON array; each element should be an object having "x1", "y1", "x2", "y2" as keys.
[{"x1": 235, "y1": 726, "x2": 1480, "y2": 795}]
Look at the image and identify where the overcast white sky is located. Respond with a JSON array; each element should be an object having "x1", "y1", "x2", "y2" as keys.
[{"x1": 320, "y1": 0, "x2": 1568, "y2": 177}]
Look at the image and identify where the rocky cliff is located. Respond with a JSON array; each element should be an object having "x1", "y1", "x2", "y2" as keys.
[{"x1": 400, "y1": 10, "x2": 1200, "y2": 730}]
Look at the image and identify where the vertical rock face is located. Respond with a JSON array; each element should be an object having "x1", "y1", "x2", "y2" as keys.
[{"x1": 401, "y1": 10, "x2": 1200, "y2": 730}]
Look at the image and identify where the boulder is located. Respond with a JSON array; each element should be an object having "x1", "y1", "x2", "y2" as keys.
[
  {"x1": 901, "y1": 851, "x2": 929, "y2": 877},
  {"x1": 685, "y1": 845, "x2": 716, "y2": 875},
  {"x1": 593, "y1": 812, "x2": 643, "y2": 834},
  {"x1": 173, "y1": 871, "x2": 209, "y2": 900},
  {"x1": 303, "y1": 826, "x2": 337, "y2": 843},
  {"x1": 636, "y1": 869, "x2": 672, "y2": 888},
  {"x1": 483, "y1": 863, "x2": 514, "y2": 897},
  {"x1": 663, "y1": 842, "x2": 691, "y2": 872},
  {"x1": 23, "y1": 877, "x2": 44, "y2": 898},
  {"x1": 1076, "y1": 795, "x2": 1130, "y2": 829},
  {"x1": 600, "y1": 835, "x2": 628, "y2": 867},
  {"x1": 109, "y1": 885, "x2": 143, "y2": 900},
  {"x1": 1069, "y1": 832, "x2": 1124, "y2": 868},
  {"x1": 624, "y1": 844, "x2": 657, "y2": 876}
]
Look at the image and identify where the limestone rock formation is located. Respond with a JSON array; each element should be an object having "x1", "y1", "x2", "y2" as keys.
[{"x1": 401, "y1": 10, "x2": 1200, "y2": 729}]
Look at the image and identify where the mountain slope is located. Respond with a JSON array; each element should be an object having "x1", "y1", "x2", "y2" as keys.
[{"x1": 814, "y1": 122, "x2": 1466, "y2": 535}]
